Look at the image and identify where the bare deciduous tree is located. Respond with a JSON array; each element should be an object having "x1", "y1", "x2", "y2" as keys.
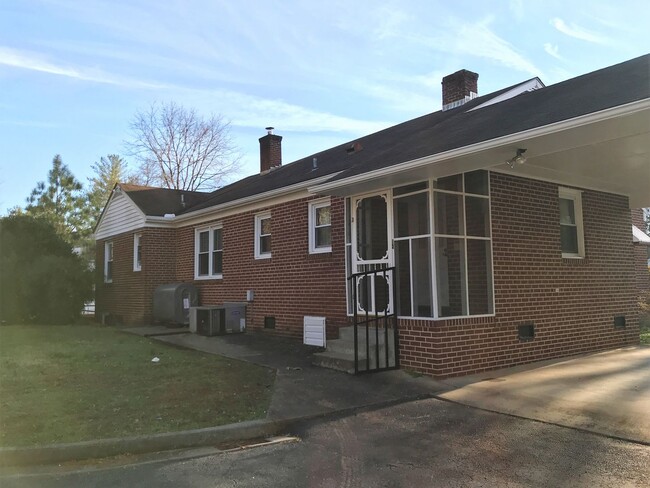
[{"x1": 126, "y1": 102, "x2": 240, "y2": 191}]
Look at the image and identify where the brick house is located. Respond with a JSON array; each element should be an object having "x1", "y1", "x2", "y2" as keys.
[{"x1": 95, "y1": 54, "x2": 650, "y2": 378}]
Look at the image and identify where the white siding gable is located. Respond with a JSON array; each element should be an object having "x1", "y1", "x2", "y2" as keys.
[{"x1": 95, "y1": 191, "x2": 145, "y2": 240}]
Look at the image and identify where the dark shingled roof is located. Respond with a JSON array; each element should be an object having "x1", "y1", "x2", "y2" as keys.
[
  {"x1": 123, "y1": 54, "x2": 649, "y2": 217},
  {"x1": 120, "y1": 184, "x2": 211, "y2": 217}
]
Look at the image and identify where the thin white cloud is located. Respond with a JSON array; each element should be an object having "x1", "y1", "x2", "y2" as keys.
[
  {"x1": 372, "y1": 6, "x2": 411, "y2": 40},
  {"x1": 543, "y1": 43, "x2": 563, "y2": 60},
  {"x1": 455, "y1": 19, "x2": 541, "y2": 76},
  {"x1": 183, "y1": 88, "x2": 392, "y2": 135},
  {"x1": 0, "y1": 119, "x2": 63, "y2": 129},
  {"x1": 404, "y1": 18, "x2": 541, "y2": 77},
  {"x1": 550, "y1": 18, "x2": 609, "y2": 44},
  {"x1": 0, "y1": 46, "x2": 168, "y2": 89},
  {"x1": 353, "y1": 81, "x2": 437, "y2": 114}
]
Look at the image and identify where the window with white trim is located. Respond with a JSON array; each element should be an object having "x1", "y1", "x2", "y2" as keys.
[
  {"x1": 558, "y1": 187, "x2": 585, "y2": 258},
  {"x1": 133, "y1": 234, "x2": 142, "y2": 271},
  {"x1": 309, "y1": 199, "x2": 332, "y2": 253},
  {"x1": 104, "y1": 241, "x2": 113, "y2": 283},
  {"x1": 195, "y1": 225, "x2": 223, "y2": 279},
  {"x1": 254, "y1": 213, "x2": 272, "y2": 259}
]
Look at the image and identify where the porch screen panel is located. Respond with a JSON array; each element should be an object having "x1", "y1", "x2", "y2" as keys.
[
  {"x1": 395, "y1": 240, "x2": 412, "y2": 316},
  {"x1": 466, "y1": 239, "x2": 493, "y2": 315},
  {"x1": 465, "y1": 197, "x2": 490, "y2": 237},
  {"x1": 393, "y1": 189, "x2": 432, "y2": 317},
  {"x1": 435, "y1": 193, "x2": 463, "y2": 236},
  {"x1": 394, "y1": 192, "x2": 429, "y2": 237},
  {"x1": 394, "y1": 236, "x2": 433, "y2": 318},
  {"x1": 436, "y1": 237, "x2": 466, "y2": 317},
  {"x1": 412, "y1": 238, "x2": 432, "y2": 317}
]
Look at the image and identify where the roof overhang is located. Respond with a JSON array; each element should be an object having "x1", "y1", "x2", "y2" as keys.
[
  {"x1": 310, "y1": 98, "x2": 650, "y2": 208},
  {"x1": 633, "y1": 225, "x2": 650, "y2": 245}
]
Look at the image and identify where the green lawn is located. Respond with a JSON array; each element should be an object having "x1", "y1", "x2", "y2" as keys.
[
  {"x1": 641, "y1": 326, "x2": 650, "y2": 345},
  {"x1": 641, "y1": 312, "x2": 650, "y2": 346},
  {"x1": 0, "y1": 325, "x2": 274, "y2": 447}
]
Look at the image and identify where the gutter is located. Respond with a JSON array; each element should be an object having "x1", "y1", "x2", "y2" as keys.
[{"x1": 309, "y1": 97, "x2": 650, "y2": 194}]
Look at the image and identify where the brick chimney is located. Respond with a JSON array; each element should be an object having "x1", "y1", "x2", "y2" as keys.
[
  {"x1": 259, "y1": 127, "x2": 282, "y2": 173},
  {"x1": 442, "y1": 69, "x2": 479, "y2": 111}
]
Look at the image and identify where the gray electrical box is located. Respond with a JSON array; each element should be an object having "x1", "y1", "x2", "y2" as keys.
[{"x1": 153, "y1": 283, "x2": 199, "y2": 325}]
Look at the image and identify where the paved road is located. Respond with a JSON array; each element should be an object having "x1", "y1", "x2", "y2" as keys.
[{"x1": 4, "y1": 398, "x2": 649, "y2": 488}]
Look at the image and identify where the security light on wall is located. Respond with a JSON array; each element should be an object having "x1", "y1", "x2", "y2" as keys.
[{"x1": 506, "y1": 148, "x2": 527, "y2": 168}]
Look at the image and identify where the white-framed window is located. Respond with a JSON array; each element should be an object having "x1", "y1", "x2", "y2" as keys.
[
  {"x1": 558, "y1": 187, "x2": 585, "y2": 258},
  {"x1": 104, "y1": 241, "x2": 113, "y2": 283},
  {"x1": 133, "y1": 233, "x2": 142, "y2": 272},
  {"x1": 309, "y1": 198, "x2": 332, "y2": 254},
  {"x1": 255, "y1": 213, "x2": 272, "y2": 259},
  {"x1": 195, "y1": 225, "x2": 223, "y2": 279}
]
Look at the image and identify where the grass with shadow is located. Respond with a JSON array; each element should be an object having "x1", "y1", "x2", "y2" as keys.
[
  {"x1": 0, "y1": 325, "x2": 275, "y2": 447},
  {"x1": 641, "y1": 321, "x2": 650, "y2": 345}
]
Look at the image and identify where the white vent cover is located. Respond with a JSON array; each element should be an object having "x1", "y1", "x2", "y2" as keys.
[{"x1": 303, "y1": 316, "x2": 326, "y2": 347}]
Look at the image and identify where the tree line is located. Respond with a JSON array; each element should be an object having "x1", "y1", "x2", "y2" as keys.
[{"x1": 1, "y1": 102, "x2": 240, "y2": 325}]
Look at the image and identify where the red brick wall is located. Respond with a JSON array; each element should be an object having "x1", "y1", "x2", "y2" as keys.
[
  {"x1": 399, "y1": 173, "x2": 639, "y2": 378},
  {"x1": 173, "y1": 196, "x2": 348, "y2": 338},
  {"x1": 95, "y1": 231, "x2": 145, "y2": 324},
  {"x1": 96, "y1": 227, "x2": 177, "y2": 324}
]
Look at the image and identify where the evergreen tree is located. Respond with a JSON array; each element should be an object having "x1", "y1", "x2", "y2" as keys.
[
  {"x1": 87, "y1": 154, "x2": 132, "y2": 220},
  {"x1": 23, "y1": 155, "x2": 91, "y2": 248}
]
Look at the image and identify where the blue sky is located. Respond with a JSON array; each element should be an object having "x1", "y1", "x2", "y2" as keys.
[{"x1": 1, "y1": 0, "x2": 649, "y2": 213}]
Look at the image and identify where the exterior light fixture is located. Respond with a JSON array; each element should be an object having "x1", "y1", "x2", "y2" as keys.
[{"x1": 506, "y1": 148, "x2": 527, "y2": 168}]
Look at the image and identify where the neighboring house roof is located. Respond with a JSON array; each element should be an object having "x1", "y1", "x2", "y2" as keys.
[{"x1": 107, "y1": 54, "x2": 648, "y2": 222}]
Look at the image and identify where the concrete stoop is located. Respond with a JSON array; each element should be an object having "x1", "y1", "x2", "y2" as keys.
[{"x1": 312, "y1": 326, "x2": 397, "y2": 374}]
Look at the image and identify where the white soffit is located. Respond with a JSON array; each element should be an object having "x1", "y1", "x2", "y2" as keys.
[
  {"x1": 633, "y1": 225, "x2": 650, "y2": 244},
  {"x1": 311, "y1": 100, "x2": 650, "y2": 207},
  {"x1": 469, "y1": 78, "x2": 545, "y2": 111}
]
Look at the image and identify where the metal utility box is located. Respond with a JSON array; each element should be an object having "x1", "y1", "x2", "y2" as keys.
[
  {"x1": 153, "y1": 283, "x2": 198, "y2": 325},
  {"x1": 190, "y1": 303, "x2": 246, "y2": 336}
]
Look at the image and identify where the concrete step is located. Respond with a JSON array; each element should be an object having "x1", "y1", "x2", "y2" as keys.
[
  {"x1": 312, "y1": 351, "x2": 356, "y2": 374},
  {"x1": 312, "y1": 345, "x2": 397, "y2": 374}
]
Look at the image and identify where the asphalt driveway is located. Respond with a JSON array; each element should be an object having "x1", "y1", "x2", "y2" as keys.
[{"x1": 439, "y1": 346, "x2": 650, "y2": 444}]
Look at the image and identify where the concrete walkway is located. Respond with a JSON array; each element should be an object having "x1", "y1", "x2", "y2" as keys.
[
  {"x1": 126, "y1": 327, "x2": 446, "y2": 420},
  {"x1": 439, "y1": 346, "x2": 650, "y2": 444}
]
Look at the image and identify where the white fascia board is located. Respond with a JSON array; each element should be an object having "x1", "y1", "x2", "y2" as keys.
[
  {"x1": 633, "y1": 225, "x2": 650, "y2": 244},
  {"x1": 309, "y1": 98, "x2": 650, "y2": 194},
  {"x1": 143, "y1": 173, "x2": 341, "y2": 228}
]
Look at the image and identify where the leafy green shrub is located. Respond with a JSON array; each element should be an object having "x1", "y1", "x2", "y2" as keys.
[{"x1": 0, "y1": 215, "x2": 92, "y2": 324}]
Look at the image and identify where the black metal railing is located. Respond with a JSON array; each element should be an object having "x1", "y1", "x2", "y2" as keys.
[{"x1": 348, "y1": 267, "x2": 399, "y2": 374}]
